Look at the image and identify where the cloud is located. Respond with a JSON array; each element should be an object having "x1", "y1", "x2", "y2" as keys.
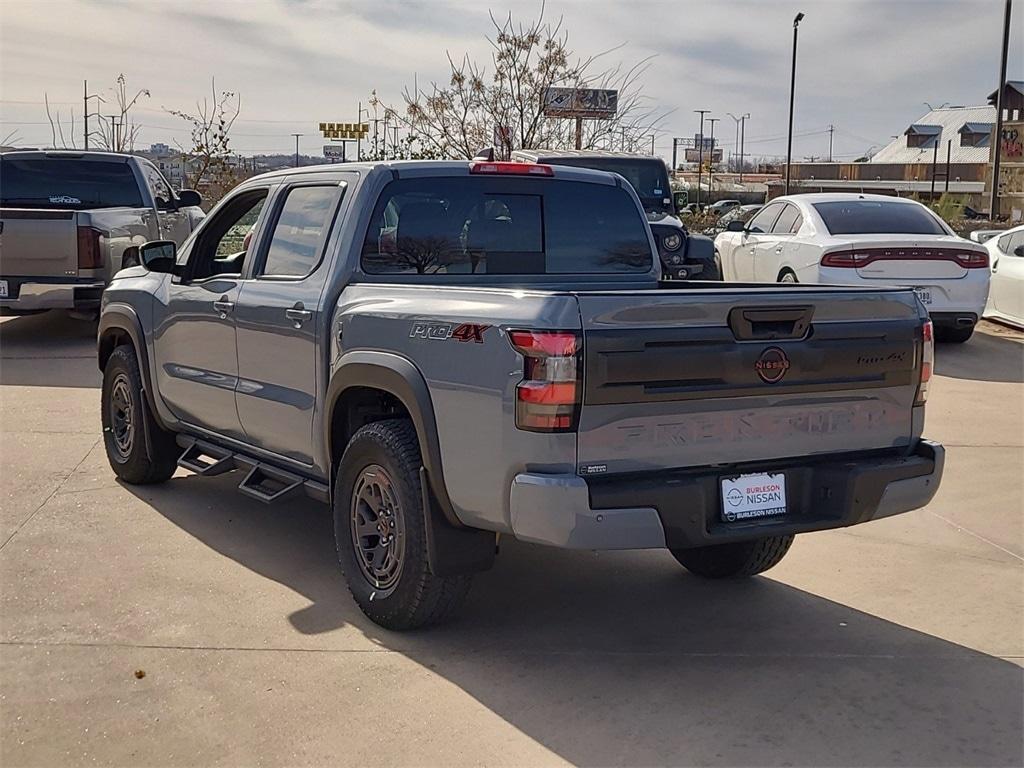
[{"x1": 1, "y1": 0, "x2": 1018, "y2": 159}]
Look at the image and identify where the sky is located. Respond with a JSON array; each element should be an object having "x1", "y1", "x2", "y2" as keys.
[{"x1": 0, "y1": 0, "x2": 1019, "y2": 163}]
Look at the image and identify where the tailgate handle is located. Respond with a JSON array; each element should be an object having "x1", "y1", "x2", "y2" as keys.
[{"x1": 728, "y1": 306, "x2": 814, "y2": 341}]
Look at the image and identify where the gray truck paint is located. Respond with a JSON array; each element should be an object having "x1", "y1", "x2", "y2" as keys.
[
  {"x1": 99, "y1": 159, "x2": 943, "y2": 552},
  {"x1": 0, "y1": 151, "x2": 202, "y2": 312}
]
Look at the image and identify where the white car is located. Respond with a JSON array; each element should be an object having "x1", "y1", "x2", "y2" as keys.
[
  {"x1": 983, "y1": 224, "x2": 1024, "y2": 328},
  {"x1": 714, "y1": 193, "x2": 990, "y2": 343}
]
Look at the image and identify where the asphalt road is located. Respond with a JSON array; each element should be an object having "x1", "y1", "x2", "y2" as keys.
[{"x1": 1, "y1": 312, "x2": 1022, "y2": 767}]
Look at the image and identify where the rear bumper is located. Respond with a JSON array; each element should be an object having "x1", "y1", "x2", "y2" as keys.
[
  {"x1": 0, "y1": 278, "x2": 105, "y2": 311},
  {"x1": 509, "y1": 440, "x2": 944, "y2": 550}
]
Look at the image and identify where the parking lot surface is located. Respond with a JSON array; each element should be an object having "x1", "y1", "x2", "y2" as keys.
[{"x1": 1, "y1": 311, "x2": 1022, "y2": 767}]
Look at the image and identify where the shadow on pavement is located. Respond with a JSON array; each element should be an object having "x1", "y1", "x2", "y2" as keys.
[
  {"x1": 0, "y1": 311, "x2": 100, "y2": 388},
  {"x1": 130, "y1": 473, "x2": 1024, "y2": 767},
  {"x1": 935, "y1": 324, "x2": 1024, "y2": 384}
]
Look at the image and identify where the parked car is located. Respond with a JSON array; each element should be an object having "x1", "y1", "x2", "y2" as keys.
[
  {"x1": 983, "y1": 224, "x2": 1024, "y2": 328},
  {"x1": 714, "y1": 193, "x2": 990, "y2": 343},
  {"x1": 707, "y1": 199, "x2": 742, "y2": 215},
  {"x1": 510, "y1": 149, "x2": 718, "y2": 279},
  {"x1": 969, "y1": 229, "x2": 1004, "y2": 244},
  {"x1": 712, "y1": 203, "x2": 762, "y2": 234},
  {"x1": 0, "y1": 150, "x2": 204, "y2": 317},
  {"x1": 98, "y1": 160, "x2": 943, "y2": 630}
]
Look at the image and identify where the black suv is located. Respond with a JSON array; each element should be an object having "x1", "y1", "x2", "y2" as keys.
[{"x1": 511, "y1": 150, "x2": 718, "y2": 280}]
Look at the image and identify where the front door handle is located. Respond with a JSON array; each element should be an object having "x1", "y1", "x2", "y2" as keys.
[
  {"x1": 213, "y1": 298, "x2": 234, "y2": 318},
  {"x1": 285, "y1": 307, "x2": 312, "y2": 326},
  {"x1": 775, "y1": 247, "x2": 784, "y2": 254}
]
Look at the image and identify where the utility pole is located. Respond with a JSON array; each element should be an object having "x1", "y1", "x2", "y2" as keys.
[
  {"x1": 291, "y1": 133, "x2": 302, "y2": 167},
  {"x1": 828, "y1": 124, "x2": 834, "y2": 162},
  {"x1": 945, "y1": 139, "x2": 952, "y2": 193},
  {"x1": 574, "y1": 117, "x2": 583, "y2": 150},
  {"x1": 650, "y1": 134, "x2": 655, "y2": 155},
  {"x1": 694, "y1": 109, "x2": 710, "y2": 208},
  {"x1": 990, "y1": 0, "x2": 1012, "y2": 219},
  {"x1": 930, "y1": 139, "x2": 939, "y2": 201},
  {"x1": 83, "y1": 80, "x2": 89, "y2": 150},
  {"x1": 707, "y1": 117, "x2": 720, "y2": 200},
  {"x1": 107, "y1": 115, "x2": 119, "y2": 152},
  {"x1": 357, "y1": 101, "x2": 363, "y2": 161},
  {"x1": 786, "y1": 12, "x2": 805, "y2": 194},
  {"x1": 672, "y1": 138, "x2": 680, "y2": 171}
]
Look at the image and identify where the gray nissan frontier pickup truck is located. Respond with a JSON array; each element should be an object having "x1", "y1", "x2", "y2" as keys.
[{"x1": 97, "y1": 159, "x2": 943, "y2": 629}]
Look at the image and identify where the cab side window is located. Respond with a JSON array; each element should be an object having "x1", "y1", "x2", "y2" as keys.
[
  {"x1": 746, "y1": 203, "x2": 783, "y2": 234},
  {"x1": 771, "y1": 204, "x2": 801, "y2": 235},
  {"x1": 258, "y1": 185, "x2": 340, "y2": 278},
  {"x1": 186, "y1": 189, "x2": 269, "y2": 280},
  {"x1": 141, "y1": 160, "x2": 174, "y2": 210}
]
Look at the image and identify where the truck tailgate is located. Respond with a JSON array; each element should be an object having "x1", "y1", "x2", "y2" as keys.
[
  {"x1": 575, "y1": 287, "x2": 924, "y2": 474},
  {"x1": 0, "y1": 209, "x2": 79, "y2": 277}
]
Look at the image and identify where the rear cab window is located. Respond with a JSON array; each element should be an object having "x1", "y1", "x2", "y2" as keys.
[
  {"x1": 813, "y1": 200, "x2": 948, "y2": 236},
  {"x1": 0, "y1": 156, "x2": 143, "y2": 209},
  {"x1": 361, "y1": 177, "x2": 652, "y2": 276}
]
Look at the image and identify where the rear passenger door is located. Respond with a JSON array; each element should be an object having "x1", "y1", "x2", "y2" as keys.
[
  {"x1": 736, "y1": 202, "x2": 784, "y2": 281},
  {"x1": 233, "y1": 176, "x2": 349, "y2": 465}
]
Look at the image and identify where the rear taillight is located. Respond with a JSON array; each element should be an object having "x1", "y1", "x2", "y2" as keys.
[
  {"x1": 77, "y1": 226, "x2": 104, "y2": 269},
  {"x1": 508, "y1": 329, "x2": 580, "y2": 432},
  {"x1": 915, "y1": 320, "x2": 934, "y2": 406},
  {"x1": 470, "y1": 161, "x2": 554, "y2": 176},
  {"x1": 821, "y1": 248, "x2": 988, "y2": 269}
]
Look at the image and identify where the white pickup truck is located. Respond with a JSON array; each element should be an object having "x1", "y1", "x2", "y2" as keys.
[{"x1": 0, "y1": 150, "x2": 204, "y2": 316}]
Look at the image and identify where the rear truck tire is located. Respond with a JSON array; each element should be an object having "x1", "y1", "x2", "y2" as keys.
[
  {"x1": 334, "y1": 419, "x2": 472, "y2": 630},
  {"x1": 778, "y1": 269, "x2": 798, "y2": 283},
  {"x1": 670, "y1": 535, "x2": 795, "y2": 579},
  {"x1": 935, "y1": 325, "x2": 974, "y2": 344},
  {"x1": 101, "y1": 344, "x2": 179, "y2": 484}
]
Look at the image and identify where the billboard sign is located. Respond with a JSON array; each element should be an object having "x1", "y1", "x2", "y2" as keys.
[
  {"x1": 319, "y1": 122, "x2": 369, "y2": 140},
  {"x1": 543, "y1": 88, "x2": 618, "y2": 119},
  {"x1": 684, "y1": 148, "x2": 723, "y2": 163}
]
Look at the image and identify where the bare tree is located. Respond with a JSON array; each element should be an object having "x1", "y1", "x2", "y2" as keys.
[
  {"x1": 383, "y1": 6, "x2": 670, "y2": 159},
  {"x1": 166, "y1": 79, "x2": 241, "y2": 204},
  {"x1": 83, "y1": 74, "x2": 150, "y2": 152}
]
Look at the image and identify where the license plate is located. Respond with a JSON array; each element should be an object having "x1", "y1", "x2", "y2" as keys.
[
  {"x1": 0, "y1": 280, "x2": 7, "y2": 298},
  {"x1": 721, "y1": 472, "x2": 787, "y2": 522},
  {"x1": 914, "y1": 287, "x2": 932, "y2": 305}
]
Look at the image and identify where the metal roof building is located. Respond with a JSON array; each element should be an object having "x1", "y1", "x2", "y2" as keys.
[{"x1": 870, "y1": 106, "x2": 996, "y2": 165}]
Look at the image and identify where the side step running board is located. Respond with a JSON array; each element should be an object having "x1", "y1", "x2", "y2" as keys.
[
  {"x1": 178, "y1": 440, "x2": 235, "y2": 476},
  {"x1": 237, "y1": 463, "x2": 303, "y2": 504},
  {"x1": 175, "y1": 436, "x2": 329, "y2": 505}
]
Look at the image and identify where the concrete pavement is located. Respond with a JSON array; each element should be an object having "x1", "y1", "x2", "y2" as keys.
[{"x1": 1, "y1": 311, "x2": 1021, "y2": 767}]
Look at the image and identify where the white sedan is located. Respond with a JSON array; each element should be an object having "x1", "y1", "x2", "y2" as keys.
[
  {"x1": 714, "y1": 193, "x2": 991, "y2": 343},
  {"x1": 983, "y1": 224, "x2": 1024, "y2": 328}
]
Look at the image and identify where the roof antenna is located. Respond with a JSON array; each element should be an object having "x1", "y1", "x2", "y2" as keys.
[{"x1": 473, "y1": 147, "x2": 495, "y2": 161}]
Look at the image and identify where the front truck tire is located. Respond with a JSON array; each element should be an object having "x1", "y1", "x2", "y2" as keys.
[
  {"x1": 101, "y1": 344, "x2": 179, "y2": 484},
  {"x1": 670, "y1": 535, "x2": 795, "y2": 579},
  {"x1": 334, "y1": 419, "x2": 472, "y2": 630}
]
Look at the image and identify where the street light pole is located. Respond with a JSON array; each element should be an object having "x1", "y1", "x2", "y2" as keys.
[
  {"x1": 786, "y1": 12, "x2": 805, "y2": 195},
  {"x1": 291, "y1": 133, "x2": 302, "y2": 167},
  {"x1": 694, "y1": 109, "x2": 710, "y2": 208},
  {"x1": 707, "y1": 117, "x2": 720, "y2": 201},
  {"x1": 990, "y1": 0, "x2": 1013, "y2": 219}
]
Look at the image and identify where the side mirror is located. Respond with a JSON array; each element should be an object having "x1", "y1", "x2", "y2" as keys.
[
  {"x1": 138, "y1": 240, "x2": 178, "y2": 274},
  {"x1": 177, "y1": 189, "x2": 202, "y2": 208},
  {"x1": 726, "y1": 220, "x2": 745, "y2": 232},
  {"x1": 673, "y1": 191, "x2": 687, "y2": 211}
]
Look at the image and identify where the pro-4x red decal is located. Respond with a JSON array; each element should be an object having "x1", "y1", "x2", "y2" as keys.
[{"x1": 451, "y1": 323, "x2": 490, "y2": 343}]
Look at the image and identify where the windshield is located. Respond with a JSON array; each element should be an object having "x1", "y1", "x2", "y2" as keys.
[
  {"x1": 539, "y1": 157, "x2": 673, "y2": 214},
  {"x1": 361, "y1": 176, "x2": 653, "y2": 276},
  {"x1": 0, "y1": 156, "x2": 143, "y2": 209},
  {"x1": 813, "y1": 200, "x2": 948, "y2": 236}
]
